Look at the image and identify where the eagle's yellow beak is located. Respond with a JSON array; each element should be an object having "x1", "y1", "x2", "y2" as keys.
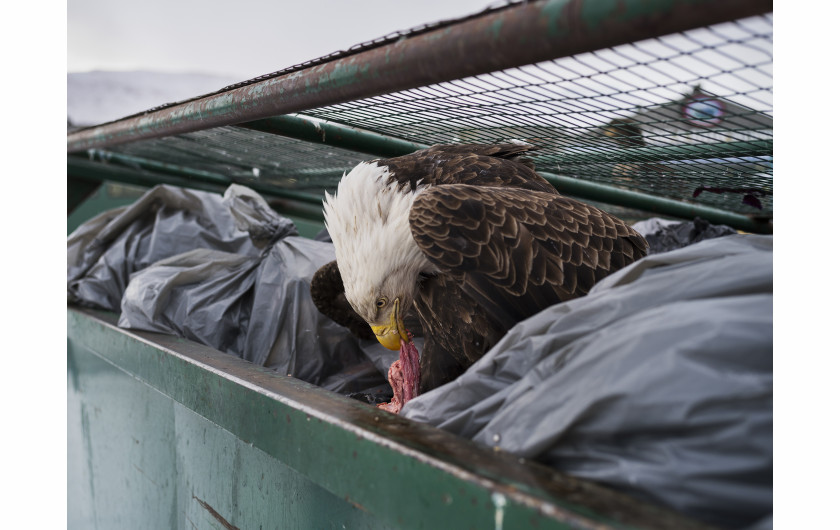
[{"x1": 370, "y1": 299, "x2": 409, "y2": 351}]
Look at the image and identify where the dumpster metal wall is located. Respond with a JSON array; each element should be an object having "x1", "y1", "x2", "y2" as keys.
[
  {"x1": 68, "y1": 307, "x2": 717, "y2": 529},
  {"x1": 68, "y1": 328, "x2": 390, "y2": 529}
]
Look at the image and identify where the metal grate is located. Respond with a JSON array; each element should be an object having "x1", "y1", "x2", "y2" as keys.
[
  {"x1": 80, "y1": 10, "x2": 772, "y2": 224},
  {"x1": 87, "y1": 127, "x2": 371, "y2": 193},
  {"x1": 303, "y1": 14, "x2": 773, "y2": 215}
]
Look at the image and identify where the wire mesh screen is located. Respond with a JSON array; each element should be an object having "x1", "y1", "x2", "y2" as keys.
[
  {"x1": 302, "y1": 14, "x2": 773, "y2": 215},
  {"x1": 89, "y1": 127, "x2": 370, "y2": 192},
  {"x1": 92, "y1": 12, "x2": 772, "y2": 220}
]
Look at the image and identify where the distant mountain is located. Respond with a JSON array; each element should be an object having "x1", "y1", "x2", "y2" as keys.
[{"x1": 67, "y1": 70, "x2": 240, "y2": 127}]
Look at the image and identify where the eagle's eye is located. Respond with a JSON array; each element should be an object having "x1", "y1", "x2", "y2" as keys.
[{"x1": 376, "y1": 297, "x2": 388, "y2": 309}]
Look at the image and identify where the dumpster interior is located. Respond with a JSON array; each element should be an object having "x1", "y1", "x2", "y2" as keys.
[{"x1": 67, "y1": 2, "x2": 773, "y2": 529}]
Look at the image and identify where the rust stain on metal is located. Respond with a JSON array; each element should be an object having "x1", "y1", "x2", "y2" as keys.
[
  {"x1": 193, "y1": 495, "x2": 240, "y2": 530},
  {"x1": 344, "y1": 495, "x2": 370, "y2": 513}
]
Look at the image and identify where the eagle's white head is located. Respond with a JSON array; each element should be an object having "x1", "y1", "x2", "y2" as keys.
[{"x1": 323, "y1": 161, "x2": 433, "y2": 350}]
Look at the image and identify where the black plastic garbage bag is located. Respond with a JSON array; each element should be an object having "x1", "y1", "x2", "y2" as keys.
[{"x1": 403, "y1": 234, "x2": 772, "y2": 529}]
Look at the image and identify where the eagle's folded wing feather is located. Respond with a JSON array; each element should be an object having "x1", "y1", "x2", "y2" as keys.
[{"x1": 409, "y1": 184, "x2": 648, "y2": 330}]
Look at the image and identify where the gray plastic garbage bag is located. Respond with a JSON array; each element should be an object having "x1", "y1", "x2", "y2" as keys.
[
  {"x1": 633, "y1": 216, "x2": 739, "y2": 254},
  {"x1": 67, "y1": 184, "x2": 276, "y2": 311},
  {"x1": 403, "y1": 234, "x2": 772, "y2": 529},
  {"x1": 117, "y1": 238, "x2": 376, "y2": 387},
  {"x1": 69, "y1": 183, "x2": 390, "y2": 391},
  {"x1": 117, "y1": 248, "x2": 258, "y2": 356}
]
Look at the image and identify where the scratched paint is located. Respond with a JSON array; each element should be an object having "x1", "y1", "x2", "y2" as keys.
[
  {"x1": 487, "y1": 17, "x2": 504, "y2": 39},
  {"x1": 492, "y1": 492, "x2": 507, "y2": 530},
  {"x1": 193, "y1": 496, "x2": 241, "y2": 530},
  {"x1": 315, "y1": 61, "x2": 372, "y2": 92},
  {"x1": 67, "y1": 340, "x2": 391, "y2": 529}
]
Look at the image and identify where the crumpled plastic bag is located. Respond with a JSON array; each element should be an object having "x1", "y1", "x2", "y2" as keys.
[
  {"x1": 403, "y1": 234, "x2": 772, "y2": 529},
  {"x1": 633, "y1": 216, "x2": 739, "y2": 254},
  {"x1": 68, "y1": 184, "x2": 270, "y2": 311},
  {"x1": 68, "y1": 183, "x2": 391, "y2": 392}
]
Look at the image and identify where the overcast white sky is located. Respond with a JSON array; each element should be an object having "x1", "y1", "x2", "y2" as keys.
[{"x1": 68, "y1": 0, "x2": 499, "y2": 79}]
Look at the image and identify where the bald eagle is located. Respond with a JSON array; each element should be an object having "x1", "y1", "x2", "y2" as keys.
[{"x1": 312, "y1": 144, "x2": 648, "y2": 412}]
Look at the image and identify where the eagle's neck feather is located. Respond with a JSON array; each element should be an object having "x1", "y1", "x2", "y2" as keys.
[{"x1": 323, "y1": 161, "x2": 433, "y2": 320}]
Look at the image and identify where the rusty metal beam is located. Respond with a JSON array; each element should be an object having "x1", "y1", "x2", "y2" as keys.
[{"x1": 67, "y1": 0, "x2": 771, "y2": 152}]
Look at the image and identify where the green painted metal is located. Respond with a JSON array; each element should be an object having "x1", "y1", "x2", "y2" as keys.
[
  {"x1": 67, "y1": 177, "x2": 101, "y2": 215},
  {"x1": 68, "y1": 155, "x2": 325, "y2": 210},
  {"x1": 537, "y1": 171, "x2": 771, "y2": 233},
  {"x1": 234, "y1": 114, "x2": 771, "y2": 233},
  {"x1": 240, "y1": 115, "x2": 428, "y2": 158},
  {"x1": 240, "y1": 116, "x2": 771, "y2": 167},
  {"x1": 86, "y1": 149, "x2": 234, "y2": 187},
  {"x1": 68, "y1": 155, "x2": 234, "y2": 196},
  {"x1": 69, "y1": 134, "x2": 771, "y2": 234},
  {"x1": 65, "y1": 2, "x2": 771, "y2": 525},
  {"x1": 529, "y1": 140, "x2": 773, "y2": 166},
  {"x1": 68, "y1": 332, "x2": 390, "y2": 529},
  {"x1": 67, "y1": 307, "x2": 716, "y2": 530},
  {"x1": 67, "y1": 157, "x2": 328, "y2": 238},
  {"x1": 67, "y1": 182, "x2": 147, "y2": 234},
  {"x1": 66, "y1": 0, "x2": 771, "y2": 152},
  {"x1": 72, "y1": 152, "x2": 326, "y2": 207}
]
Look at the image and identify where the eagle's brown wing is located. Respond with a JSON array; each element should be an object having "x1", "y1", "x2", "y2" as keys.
[
  {"x1": 413, "y1": 272, "x2": 507, "y2": 393},
  {"x1": 310, "y1": 261, "x2": 375, "y2": 340},
  {"x1": 409, "y1": 184, "x2": 649, "y2": 330},
  {"x1": 380, "y1": 143, "x2": 557, "y2": 195}
]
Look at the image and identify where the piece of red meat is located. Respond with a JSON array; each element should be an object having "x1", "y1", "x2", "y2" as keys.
[{"x1": 377, "y1": 332, "x2": 420, "y2": 414}]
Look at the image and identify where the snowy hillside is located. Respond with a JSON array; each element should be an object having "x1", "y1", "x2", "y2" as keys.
[{"x1": 67, "y1": 70, "x2": 240, "y2": 127}]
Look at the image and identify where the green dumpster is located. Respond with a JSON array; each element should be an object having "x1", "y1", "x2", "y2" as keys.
[{"x1": 67, "y1": 1, "x2": 772, "y2": 528}]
